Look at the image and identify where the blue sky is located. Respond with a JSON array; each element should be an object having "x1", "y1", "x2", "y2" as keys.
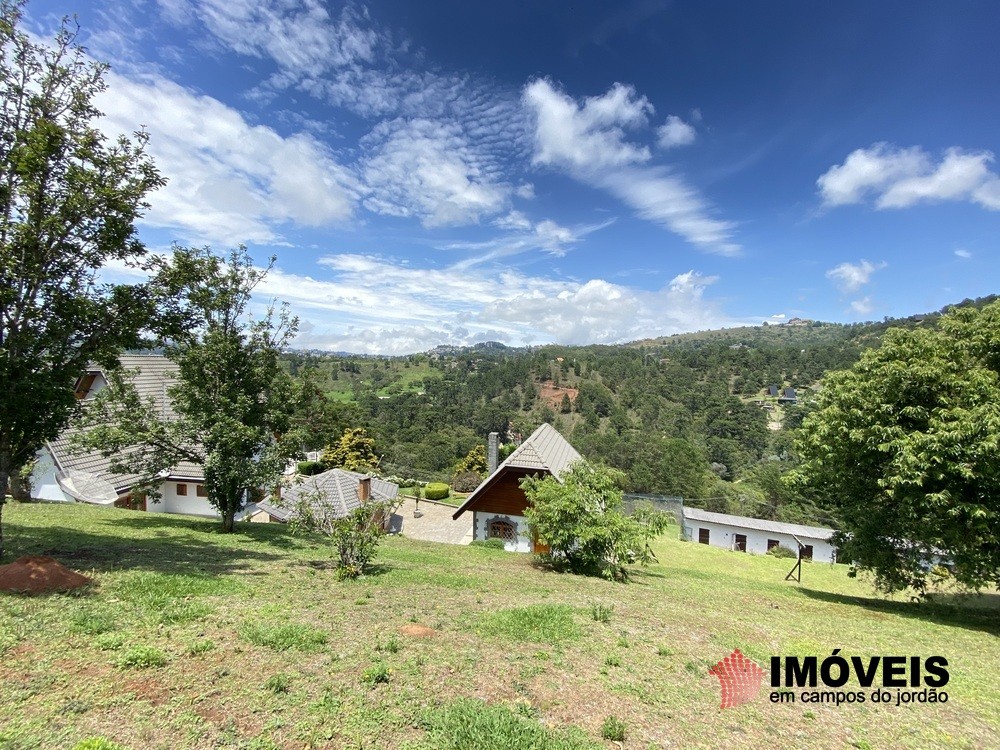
[{"x1": 23, "y1": 0, "x2": 1000, "y2": 353}]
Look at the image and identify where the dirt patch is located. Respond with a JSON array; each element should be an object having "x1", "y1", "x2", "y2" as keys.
[
  {"x1": 537, "y1": 382, "x2": 577, "y2": 410},
  {"x1": 399, "y1": 624, "x2": 437, "y2": 638},
  {"x1": 0, "y1": 555, "x2": 91, "y2": 594}
]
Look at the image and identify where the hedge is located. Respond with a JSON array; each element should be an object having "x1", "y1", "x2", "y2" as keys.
[{"x1": 424, "y1": 482, "x2": 451, "y2": 501}]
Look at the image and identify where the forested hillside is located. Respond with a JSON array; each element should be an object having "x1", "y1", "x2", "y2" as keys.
[{"x1": 282, "y1": 296, "x2": 998, "y2": 530}]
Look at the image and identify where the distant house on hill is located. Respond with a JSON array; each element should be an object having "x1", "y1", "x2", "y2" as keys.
[
  {"x1": 30, "y1": 354, "x2": 223, "y2": 516},
  {"x1": 778, "y1": 387, "x2": 798, "y2": 404},
  {"x1": 682, "y1": 507, "x2": 836, "y2": 563},
  {"x1": 452, "y1": 423, "x2": 581, "y2": 553},
  {"x1": 767, "y1": 385, "x2": 779, "y2": 397},
  {"x1": 251, "y1": 469, "x2": 399, "y2": 526}
]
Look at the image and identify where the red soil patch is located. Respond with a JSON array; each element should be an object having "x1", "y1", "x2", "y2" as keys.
[
  {"x1": 0, "y1": 555, "x2": 91, "y2": 594},
  {"x1": 398, "y1": 624, "x2": 437, "y2": 638},
  {"x1": 538, "y1": 382, "x2": 577, "y2": 409}
]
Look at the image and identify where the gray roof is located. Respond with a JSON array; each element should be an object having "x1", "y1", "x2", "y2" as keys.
[
  {"x1": 452, "y1": 423, "x2": 581, "y2": 519},
  {"x1": 263, "y1": 469, "x2": 399, "y2": 522},
  {"x1": 500, "y1": 423, "x2": 581, "y2": 479},
  {"x1": 46, "y1": 354, "x2": 204, "y2": 493},
  {"x1": 682, "y1": 507, "x2": 834, "y2": 541}
]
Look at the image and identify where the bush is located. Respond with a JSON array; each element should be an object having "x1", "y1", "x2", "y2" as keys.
[
  {"x1": 470, "y1": 538, "x2": 505, "y2": 549},
  {"x1": 424, "y1": 482, "x2": 450, "y2": 501},
  {"x1": 767, "y1": 545, "x2": 798, "y2": 559},
  {"x1": 297, "y1": 460, "x2": 325, "y2": 476},
  {"x1": 451, "y1": 471, "x2": 482, "y2": 493}
]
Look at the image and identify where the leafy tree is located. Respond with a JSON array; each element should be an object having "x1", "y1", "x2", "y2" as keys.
[
  {"x1": 521, "y1": 461, "x2": 671, "y2": 581},
  {"x1": 791, "y1": 302, "x2": 1000, "y2": 593},
  {"x1": 560, "y1": 393, "x2": 572, "y2": 413},
  {"x1": 290, "y1": 368, "x2": 360, "y2": 449},
  {"x1": 452, "y1": 444, "x2": 487, "y2": 477},
  {"x1": 0, "y1": 4, "x2": 163, "y2": 555},
  {"x1": 79, "y1": 247, "x2": 299, "y2": 532},
  {"x1": 321, "y1": 427, "x2": 380, "y2": 473},
  {"x1": 283, "y1": 484, "x2": 397, "y2": 580}
]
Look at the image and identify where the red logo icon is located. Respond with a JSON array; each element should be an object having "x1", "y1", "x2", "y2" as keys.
[{"x1": 709, "y1": 648, "x2": 766, "y2": 708}]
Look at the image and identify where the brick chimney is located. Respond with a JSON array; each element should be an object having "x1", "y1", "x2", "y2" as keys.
[
  {"x1": 358, "y1": 476, "x2": 371, "y2": 504},
  {"x1": 487, "y1": 432, "x2": 499, "y2": 474}
]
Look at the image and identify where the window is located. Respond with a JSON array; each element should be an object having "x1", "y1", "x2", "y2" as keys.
[
  {"x1": 698, "y1": 528, "x2": 710, "y2": 544},
  {"x1": 176, "y1": 483, "x2": 187, "y2": 496},
  {"x1": 734, "y1": 534, "x2": 747, "y2": 552},
  {"x1": 767, "y1": 539, "x2": 780, "y2": 551},
  {"x1": 802, "y1": 545, "x2": 814, "y2": 560},
  {"x1": 196, "y1": 484, "x2": 207, "y2": 497},
  {"x1": 487, "y1": 519, "x2": 516, "y2": 543}
]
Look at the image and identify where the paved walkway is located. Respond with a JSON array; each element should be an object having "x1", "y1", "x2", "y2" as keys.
[{"x1": 390, "y1": 496, "x2": 473, "y2": 545}]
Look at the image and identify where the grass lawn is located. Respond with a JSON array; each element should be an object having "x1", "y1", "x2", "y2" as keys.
[{"x1": 1, "y1": 502, "x2": 997, "y2": 750}]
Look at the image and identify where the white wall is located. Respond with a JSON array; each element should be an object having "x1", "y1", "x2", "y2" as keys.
[
  {"x1": 683, "y1": 518, "x2": 836, "y2": 563},
  {"x1": 148, "y1": 481, "x2": 217, "y2": 517},
  {"x1": 29, "y1": 448, "x2": 73, "y2": 502},
  {"x1": 472, "y1": 511, "x2": 533, "y2": 553}
]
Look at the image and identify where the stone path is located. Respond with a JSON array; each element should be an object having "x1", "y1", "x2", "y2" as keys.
[{"x1": 389, "y1": 496, "x2": 473, "y2": 545}]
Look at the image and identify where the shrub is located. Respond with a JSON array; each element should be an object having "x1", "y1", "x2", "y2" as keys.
[
  {"x1": 297, "y1": 460, "x2": 325, "y2": 476},
  {"x1": 601, "y1": 716, "x2": 626, "y2": 742},
  {"x1": 451, "y1": 471, "x2": 482, "y2": 493},
  {"x1": 424, "y1": 482, "x2": 450, "y2": 501},
  {"x1": 767, "y1": 545, "x2": 798, "y2": 559},
  {"x1": 470, "y1": 538, "x2": 505, "y2": 549},
  {"x1": 117, "y1": 645, "x2": 167, "y2": 669}
]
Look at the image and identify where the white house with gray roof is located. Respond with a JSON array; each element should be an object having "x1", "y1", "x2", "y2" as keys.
[
  {"x1": 251, "y1": 469, "x2": 399, "y2": 525},
  {"x1": 682, "y1": 507, "x2": 837, "y2": 563}
]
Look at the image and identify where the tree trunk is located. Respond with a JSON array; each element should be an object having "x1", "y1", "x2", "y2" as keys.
[
  {"x1": 9, "y1": 471, "x2": 30, "y2": 502},
  {"x1": 0, "y1": 464, "x2": 8, "y2": 560},
  {"x1": 222, "y1": 508, "x2": 235, "y2": 533}
]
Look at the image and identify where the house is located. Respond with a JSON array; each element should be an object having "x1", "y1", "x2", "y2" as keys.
[
  {"x1": 777, "y1": 387, "x2": 797, "y2": 404},
  {"x1": 250, "y1": 469, "x2": 399, "y2": 525},
  {"x1": 682, "y1": 507, "x2": 837, "y2": 563},
  {"x1": 767, "y1": 385, "x2": 779, "y2": 397},
  {"x1": 451, "y1": 423, "x2": 581, "y2": 553},
  {"x1": 30, "y1": 354, "x2": 219, "y2": 517}
]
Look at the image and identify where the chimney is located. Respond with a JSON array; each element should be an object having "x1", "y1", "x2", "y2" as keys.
[
  {"x1": 358, "y1": 476, "x2": 371, "y2": 504},
  {"x1": 487, "y1": 432, "x2": 499, "y2": 474}
]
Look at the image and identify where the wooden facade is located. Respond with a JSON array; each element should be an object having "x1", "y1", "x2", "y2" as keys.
[{"x1": 463, "y1": 468, "x2": 536, "y2": 516}]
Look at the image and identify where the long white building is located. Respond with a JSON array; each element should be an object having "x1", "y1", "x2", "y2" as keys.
[{"x1": 682, "y1": 507, "x2": 837, "y2": 563}]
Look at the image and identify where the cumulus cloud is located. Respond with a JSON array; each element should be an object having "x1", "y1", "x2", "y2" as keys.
[
  {"x1": 523, "y1": 79, "x2": 738, "y2": 254},
  {"x1": 818, "y1": 143, "x2": 1000, "y2": 211},
  {"x1": 826, "y1": 259, "x2": 887, "y2": 292},
  {"x1": 96, "y1": 72, "x2": 358, "y2": 245},
  {"x1": 850, "y1": 297, "x2": 874, "y2": 315},
  {"x1": 657, "y1": 115, "x2": 696, "y2": 149}
]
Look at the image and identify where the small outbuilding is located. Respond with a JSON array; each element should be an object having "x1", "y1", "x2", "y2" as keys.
[
  {"x1": 682, "y1": 507, "x2": 837, "y2": 563},
  {"x1": 251, "y1": 469, "x2": 399, "y2": 526},
  {"x1": 452, "y1": 423, "x2": 581, "y2": 553}
]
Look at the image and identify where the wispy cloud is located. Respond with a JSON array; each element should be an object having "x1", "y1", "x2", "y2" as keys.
[
  {"x1": 825, "y1": 259, "x2": 887, "y2": 292},
  {"x1": 954, "y1": 248, "x2": 973, "y2": 259},
  {"x1": 523, "y1": 79, "x2": 738, "y2": 255},
  {"x1": 657, "y1": 115, "x2": 697, "y2": 149},
  {"x1": 818, "y1": 143, "x2": 1000, "y2": 211}
]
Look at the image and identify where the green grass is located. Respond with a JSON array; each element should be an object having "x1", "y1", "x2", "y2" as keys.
[{"x1": 1, "y1": 502, "x2": 998, "y2": 750}]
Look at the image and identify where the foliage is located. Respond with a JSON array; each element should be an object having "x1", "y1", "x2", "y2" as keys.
[
  {"x1": 469, "y1": 538, "x2": 505, "y2": 549},
  {"x1": 116, "y1": 645, "x2": 167, "y2": 669},
  {"x1": 72, "y1": 739, "x2": 126, "y2": 750},
  {"x1": 424, "y1": 482, "x2": 451, "y2": 501},
  {"x1": 0, "y1": 3, "x2": 164, "y2": 555},
  {"x1": 283, "y1": 482, "x2": 398, "y2": 579},
  {"x1": 766, "y1": 544, "x2": 798, "y2": 559},
  {"x1": 77, "y1": 247, "x2": 300, "y2": 532},
  {"x1": 600, "y1": 716, "x2": 626, "y2": 741},
  {"x1": 452, "y1": 444, "x2": 487, "y2": 477},
  {"x1": 450, "y1": 471, "x2": 482, "y2": 492},
  {"x1": 321, "y1": 427, "x2": 379, "y2": 472},
  {"x1": 791, "y1": 302, "x2": 1000, "y2": 593},
  {"x1": 589, "y1": 602, "x2": 613, "y2": 623},
  {"x1": 360, "y1": 661, "x2": 389, "y2": 688},
  {"x1": 297, "y1": 460, "x2": 325, "y2": 476},
  {"x1": 522, "y1": 461, "x2": 671, "y2": 580}
]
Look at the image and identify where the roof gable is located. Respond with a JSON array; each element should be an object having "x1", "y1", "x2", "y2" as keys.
[{"x1": 265, "y1": 469, "x2": 399, "y2": 521}]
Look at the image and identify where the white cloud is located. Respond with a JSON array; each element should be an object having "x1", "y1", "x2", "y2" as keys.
[
  {"x1": 825, "y1": 259, "x2": 887, "y2": 292},
  {"x1": 954, "y1": 248, "x2": 973, "y2": 259},
  {"x1": 657, "y1": 115, "x2": 696, "y2": 149},
  {"x1": 96, "y1": 72, "x2": 358, "y2": 245},
  {"x1": 850, "y1": 297, "x2": 874, "y2": 315},
  {"x1": 819, "y1": 143, "x2": 1000, "y2": 211},
  {"x1": 523, "y1": 79, "x2": 738, "y2": 254}
]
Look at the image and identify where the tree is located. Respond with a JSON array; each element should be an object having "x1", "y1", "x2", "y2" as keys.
[
  {"x1": 452, "y1": 444, "x2": 487, "y2": 477},
  {"x1": 282, "y1": 484, "x2": 397, "y2": 580},
  {"x1": 0, "y1": 3, "x2": 164, "y2": 556},
  {"x1": 521, "y1": 461, "x2": 671, "y2": 581},
  {"x1": 791, "y1": 302, "x2": 1000, "y2": 593},
  {"x1": 79, "y1": 247, "x2": 299, "y2": 532},
  {"x1": 321, "y1": 427, "x2": 380, "y2": 473}
]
